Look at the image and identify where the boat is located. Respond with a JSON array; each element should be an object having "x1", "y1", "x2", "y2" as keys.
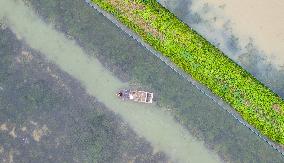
[{"x1": 116, "y1": 89, "x2": 153, "y2": 104}]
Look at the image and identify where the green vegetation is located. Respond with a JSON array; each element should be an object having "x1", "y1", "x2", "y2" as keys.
[
  {"x1": 91, "y1": 0, "x2": 284, "y2": 144},
  {"x1": 161, "y1": 0, "x2": 284, "y2": 99},
  {"x1": 25, "y1": 0, "x2": 284, "y2": 162}
]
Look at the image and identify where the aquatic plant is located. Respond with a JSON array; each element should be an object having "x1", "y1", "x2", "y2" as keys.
[{"x1": 91, "y1": 0, "x2": 284, "y2": 144}]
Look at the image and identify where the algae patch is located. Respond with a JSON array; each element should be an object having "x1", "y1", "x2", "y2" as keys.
[
  {"x1": 8, "y1": 127, "x2": 17, "y2": 139},
  {"x1": 32, "y1": 124, "x2": 49, "y2": 142},
  {"x1": 0, "y1": 123, "x2": 8, "y2": 131},
  {"x1": 0, "y1": 145, "x2": 3, "y2": 154}
]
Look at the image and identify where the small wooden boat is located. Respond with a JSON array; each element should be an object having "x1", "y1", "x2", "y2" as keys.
[{"x1": 116, "y1": 89, "x2": 153, "y2": 103}]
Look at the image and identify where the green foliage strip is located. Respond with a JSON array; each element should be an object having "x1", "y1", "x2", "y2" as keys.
[{"x1": 91, "y1": 0, "x2": 284, "y2": 144}]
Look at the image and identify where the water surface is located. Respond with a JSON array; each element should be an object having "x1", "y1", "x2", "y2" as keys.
[
  {"x1": 1, "y1": 0, "x2": 284, "y2": 162},
  {"x1": 0, "y1": 0, "x2": 221, "y2": 162},
  {"x1": 158, "y1": 0, "x2": 284, "y2": 100}
]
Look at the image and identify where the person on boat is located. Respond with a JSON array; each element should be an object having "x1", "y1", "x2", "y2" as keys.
[
  {"x1": 117, "y1": 89, "x2": 130, "y2": 100},
  {"x1": 117, "y1": 92, "x2": 123, "y2": 97}
]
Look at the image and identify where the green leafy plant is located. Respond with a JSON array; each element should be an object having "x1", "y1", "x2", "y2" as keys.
[{"x1": 91, "y1": 0, "x2": 284, "y2": 144}]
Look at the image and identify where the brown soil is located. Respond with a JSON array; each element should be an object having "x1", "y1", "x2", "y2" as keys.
[
  {"x1": 272, "y1": 104, "x2": 282, "y2": 114},
  {"x1": 106, "y1": 0, "x2": 164, "y2": 40}
]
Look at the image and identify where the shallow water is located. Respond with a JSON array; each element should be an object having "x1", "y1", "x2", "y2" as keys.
[
  {"x1": 191, "y1": 0, "x2": 284, "y2": 66},
  {"x1": 158, "y1": 0, "x2": 284, "y2": 100},
  {"x1": 159, "y1": 0, "x2": 284, "y2": 68},
  {"x1": 0, "y1": 0, "x2": 221, "y2": 162},
  {"x1": 0, "y1": 28, "x2": 168, "y2": 162}
]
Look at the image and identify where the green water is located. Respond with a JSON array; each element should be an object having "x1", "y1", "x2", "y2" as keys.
[{"x1": 0, "y1": 0, "x2": 221, "y2": 162}]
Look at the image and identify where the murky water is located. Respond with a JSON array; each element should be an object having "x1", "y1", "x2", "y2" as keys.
[
  {"x1": 159, "y1": 0, "x2": 284, "y2": 68},
  {"x1": 0, "y1": 0, "x2": 221, "y2": 162},
  {"x1": 0, "y1": 28, "x2": 168, "y2": 162},
  {"x1": 191, "y1": 0, "x2": 284, "y2": 67},
  {"x1": 158, "y1": 0, "x2": 284, "y2": 100}
]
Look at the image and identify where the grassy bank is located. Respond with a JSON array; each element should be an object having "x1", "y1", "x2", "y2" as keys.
[{"x1": 91, "y1": 0, "x2": 284, "y2": 144}]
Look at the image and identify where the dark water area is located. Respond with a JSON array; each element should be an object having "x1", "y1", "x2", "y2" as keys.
[
  {"x1": 0, "y1": 28, "x2": 168, "y2": 162},
  {"x1": 1, "y1": 1, "x2": 221, "y2": 162}
]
